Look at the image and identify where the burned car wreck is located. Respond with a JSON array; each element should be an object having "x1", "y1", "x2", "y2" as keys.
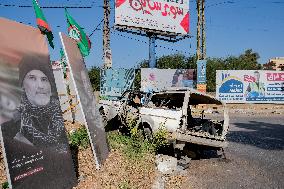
[{"x1": 99, "y1": 89, "x2": 229, "y2": 149}]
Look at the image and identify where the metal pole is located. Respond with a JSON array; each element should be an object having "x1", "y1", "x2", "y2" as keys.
[
  {"x1": 201, "y1": 0, "x2": 206, "y2": 59},
  {"x1": 103, "y1": 0, "x2": 112, "y2": 69},
  {"x1": 196, "y1": 0, "x2": 201, "y2": 60},
  {"x1": 148, "y1": 32, "x2": 156, "y2": 68}
]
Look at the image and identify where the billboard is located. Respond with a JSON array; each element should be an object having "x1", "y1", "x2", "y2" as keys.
[
  {"x1": 115, "y1": 0, "x2": 190, "y2": 35},
  {"x1": 216, "y1": 70, "x2": 284, "y2": 103},
  {"x1": 141, "y1": 68, "x2": 195, "y2": 92},
  {"x1": 100, "y1": 68, "x2": 135, "y2": 99},
  {"x1": 0, "y1": 18, "x2": 76, "y2": 188},
  {"x1": 197, "y1": 60, "x2": 206, "y2": 84},
  {"x1": 60, "y1": 33, "x2": 109, "y2": 168}
]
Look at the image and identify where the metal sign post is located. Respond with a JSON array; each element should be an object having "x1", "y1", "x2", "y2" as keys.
[{"x1": 147, "y1": 32, "x2": 156, "y2": 68}]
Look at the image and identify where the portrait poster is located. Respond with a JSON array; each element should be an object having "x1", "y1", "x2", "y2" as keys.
[
  {"x1": 216, "y1": 70, "x2": 284, "y2": 103},
  {"x1": 141, "y1": 68, "x2": 195, "y2": 92},
  {"x1": 197, "y1": 60, "x2": 206, "y2": 84},
  {"x1": 0, "y1": 18, "x2": 77, "y2": 188},
  {"x1": 60, "y1": 32, "x2": 109, "y2": 168}
]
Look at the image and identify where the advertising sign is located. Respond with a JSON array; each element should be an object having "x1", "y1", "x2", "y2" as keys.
[
  {"x1": 216, "y1": 70, "x2": 284, "y2": 103},
  {"x1": 0, "y1": 18, "x2": 76, "y2": 189},
  {"x1": 60, "y1": 33, "x2": 109, "y2": 168},
  {"x1": 100, "y1": 68, "x2": 135, "y2": 99},
  {"x1": 141, "y1": 68, "x2": 195, "y2": 92},
  {"x1": 197, "y1": 60, "x2": 206, "y2": 84},
  {"x1": 103, "y1": 49, "x2": 113, "y2": 69},
  {"x1": 115, "y1": 0, "x2": 190, "y2": 35},
  {"x1": 197, "y1": 84, "x2": 206, "y2": 93}
]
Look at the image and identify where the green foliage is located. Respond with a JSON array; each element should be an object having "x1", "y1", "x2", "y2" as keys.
[
  {"x1": 108, "y1": 118, "x2": 170, "y2": 160},
  {"x1": 118, "y1": 180, "x2": 132, "y2": 189},
  {"x1": 151, "y1": 124, "x2": 170, "y2": 150},
  {"x1": 107, "y1": 131, "x2": 154, "y2": 160},
  {"x1": 68, "y1": 126, "x2": 90, "y2": 149},
  {"x1": 133, "y1": 69, "x2": 141, "y2": 90},
  {"x1": 2, "y1": 182, "x2": 8, "y2": 189},
  {"x1": 88, "y1": 66, "x2": 100, "y2": 91}
]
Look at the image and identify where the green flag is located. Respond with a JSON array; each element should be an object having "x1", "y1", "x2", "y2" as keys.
[
  {"x1": 32, "y1": 0, "x2": 54, "y2": 48},
  {"x1": 60, "y1": 48, "x2": 68, "y2": 78},
  {"x1": 65, "y1": 8, "x2": 91, "y2": 57}
]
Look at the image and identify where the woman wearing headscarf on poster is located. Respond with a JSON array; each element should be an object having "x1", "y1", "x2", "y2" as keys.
[{"x1": 0, "y1": 54, "x2": 76, "y2": 189}]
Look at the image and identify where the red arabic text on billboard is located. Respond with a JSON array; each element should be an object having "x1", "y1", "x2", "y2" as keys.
[{"x1": 115, "y1": 0, "x2": 190, "y2": 35}]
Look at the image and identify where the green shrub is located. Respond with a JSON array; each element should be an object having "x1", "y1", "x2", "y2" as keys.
[
  {"x1": 2, "y1": 182, "x2": 9, "y2": 189},
  {"x1": 152, "y1": 125, "x2": 170, "y2": 151},
  {"x1": 68, "y1": 126, "x2": 90, "y2": 149},
  {"x1": 107, "y1": 131, "x2": 154, "y2": 160}
]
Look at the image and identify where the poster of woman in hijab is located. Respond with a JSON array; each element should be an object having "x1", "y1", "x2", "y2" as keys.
[
  {"x1": 171, "y1": 69, "x2": 195, "y2": 88},
  {"x1": 0, "y1": 18, "x2": 76, "y2": 189}
]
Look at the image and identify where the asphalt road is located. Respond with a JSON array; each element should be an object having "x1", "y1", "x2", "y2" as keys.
[{"x1": 185, "y1": 115, "x2": 284, "y2": 189}]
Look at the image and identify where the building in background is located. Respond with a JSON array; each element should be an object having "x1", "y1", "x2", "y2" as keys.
[{"x1": 269, "y1": 57, "x2": 284, "y2": 71}]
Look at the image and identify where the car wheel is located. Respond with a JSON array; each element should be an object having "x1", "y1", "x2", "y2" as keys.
[{"x1": 143, "y1": 126, "x2": 153, "y2": 141}]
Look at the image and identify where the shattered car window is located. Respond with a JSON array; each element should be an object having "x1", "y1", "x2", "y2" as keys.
[{"x1": 149, "y1": 93, "x2": 185, "y2": 109}]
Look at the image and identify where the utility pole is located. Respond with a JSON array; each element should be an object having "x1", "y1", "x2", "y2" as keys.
[
  {"x1": 196, "y1": 0, "x2": 201, "y2": 60},
  {"x1": 196, "y1": 0, "x2": 206, "y2": 60},
  {"x1": 201, "y1": 0, "x2": 206, "y2": 59},
  {"x1": 103, "y1": 0, "x2": 112, "y2": 69},
  {"x1": 196, "y1": 0, "x2": 207, "y2": 93}
]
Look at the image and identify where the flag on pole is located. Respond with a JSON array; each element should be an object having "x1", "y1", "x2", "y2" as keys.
[
  {"x1": 65, "y1": 8, "x2": 91, "y2": 57},
  {"x1": 32, "y1": 0, "x2": 54, "y2": 48},
  {"x1": 60, "y1": 48, "x2": 68, "y2": 78}
]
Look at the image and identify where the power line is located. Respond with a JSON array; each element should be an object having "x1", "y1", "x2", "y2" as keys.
[
  {"x1": 89, "y1": 19, "x2": 104, "y2": 37},
  {"x1": 112, "y1": 31, "x2": 191, "y2": 55},
  {"x1": 0, "y1": 3, "x2": 92, "y2": 8}
]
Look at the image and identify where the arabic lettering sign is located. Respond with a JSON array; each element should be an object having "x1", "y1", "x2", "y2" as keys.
[
  {"x1": 141, "y1": 68, "x2": 195, "y2": 92},
  {"x1": 100, "y1": 68, "x2": 135, "y2": 99},
  {"x1": 115, "y1": 0, "x2": 190, "y2": 35},
  {"x1": 216, "y1": 70, "x2": 284, "y2": 103},
  {"x1": 197, "y1": 60, "x2": 206, "y2": 84}
]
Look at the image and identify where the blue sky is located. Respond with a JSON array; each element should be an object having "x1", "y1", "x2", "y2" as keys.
[{"x1": 1, "y1": 0, "x2": 284, "y2": 68}]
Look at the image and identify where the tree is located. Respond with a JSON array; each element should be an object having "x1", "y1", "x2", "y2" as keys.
[
  {"x1": 206, "y1": 58, "x2": 225, "y2": 92},
  {"x1": 263, "y1": 61, "x2": 276, "y2": 70},
  {"x1": 88, "y1": 66, "x2": 100, "y2": 91},
  {"x1": 156, "y1": 54, "x2": 188, "y2": 69}
]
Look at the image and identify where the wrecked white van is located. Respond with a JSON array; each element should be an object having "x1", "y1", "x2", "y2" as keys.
[
  {"x1": 100, "y1": 89, "x2": 229, "y2": 148},
  {"x1": 139, "y1": 89, "x2": 229, "y2": 148}
]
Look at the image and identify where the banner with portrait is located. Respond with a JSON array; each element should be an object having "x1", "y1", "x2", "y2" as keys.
[
  {"x1": 141, "y1": 68, "x2": 195, "y2": 92},
  {"x1": 0, "y1": 18, "x2": 77, "y2": 189},
  {"x1": 216, "y1": 70, "x2": 284, "y2": 103},
  {"x1": 60, "y1": 32, "x2": 109, "y2": 169}
]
